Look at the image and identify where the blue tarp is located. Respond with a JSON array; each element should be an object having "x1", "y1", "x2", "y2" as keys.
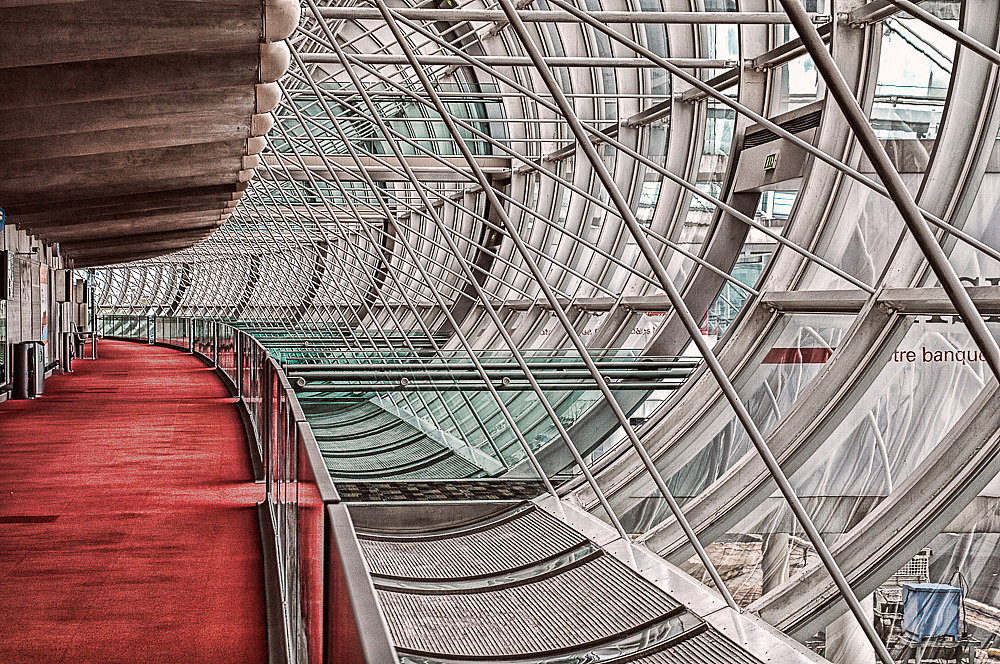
[{"x1": 902, "y1": 583, "x2": 962, "y2": 641}]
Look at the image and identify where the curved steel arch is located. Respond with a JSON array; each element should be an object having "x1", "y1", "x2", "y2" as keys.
[{"x1": 88, "y1": 2, "x2": 1000, "y2": 659}]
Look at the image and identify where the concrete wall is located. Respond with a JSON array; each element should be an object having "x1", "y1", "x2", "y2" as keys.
[{"x1": 1, "y1": 224, "x2": 81, "y2": 396}]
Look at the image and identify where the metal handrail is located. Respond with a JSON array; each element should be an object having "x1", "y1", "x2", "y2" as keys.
[{"x1": 96, "y1": 314, "x2": 398, "y2": 664}]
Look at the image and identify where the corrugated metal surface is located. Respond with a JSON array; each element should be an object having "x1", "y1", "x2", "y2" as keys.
[
  {"x1": 325, "y1": 439, "x2": 443, "y2": 473},
  {"x1": 630, "y1": 628, "x2": 764, "y2": 664},
  {"x1": 378, "y1": 554, "x2": 680, "y2": 657},
  {"x1": 305, "y1": 399, "x2": 486, "y2": 479},
  {"x1": 389, "y1": 454, "x2": 486, "y2": 480},
  {"x1": 361, "y1": 508, "x2": 586, "y2": 578}
]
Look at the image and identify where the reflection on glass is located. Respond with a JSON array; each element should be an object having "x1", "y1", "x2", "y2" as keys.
[
  {"x1": 607, "y1": 313, "x2": 852, "y2": 537},
  {"x1": 775, "y1": 54, "x2": 820, "y2": 115},
  {"x1": 872, "y1": 14, "x2": 954, "y2": 141},
  {"x1": 945, "y1": 172, "x2": 1000, "y2": 282},
  {"x1": 695, "y1": 316, "x2": 997, "y2": 631}
]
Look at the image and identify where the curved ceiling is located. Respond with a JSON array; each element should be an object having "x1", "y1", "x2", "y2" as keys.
[{"x1": 1, "y1": 0, "x2": 300, "y2": 266}]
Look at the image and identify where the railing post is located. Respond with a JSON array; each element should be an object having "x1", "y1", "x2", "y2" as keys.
[
  {"x1": 235, "y1": 332, "x2": 243, "y2": 399},
  {"x1": 265, "y1": 360, "x2": 273, "y2": 504}
]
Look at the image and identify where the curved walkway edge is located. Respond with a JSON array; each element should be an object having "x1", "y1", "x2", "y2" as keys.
[{"x1": 0, "y1": 340, "x2": 267, "y2": 664}]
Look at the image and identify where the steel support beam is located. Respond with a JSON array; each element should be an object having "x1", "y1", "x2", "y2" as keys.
[
  {"x1": 318, "y1": 8, "x2": 819, "y2": 23},
  {"x1": 300, "y1": 54, "x2": 736, "y2": 68}
]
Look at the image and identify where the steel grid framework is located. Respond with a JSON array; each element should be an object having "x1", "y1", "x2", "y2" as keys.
[{"x1": 92, "y1": 1, "x2": 1000, "y2": 659}]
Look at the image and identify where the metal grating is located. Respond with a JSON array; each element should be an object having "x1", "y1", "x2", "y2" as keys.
[
  {"x1": 627, "y1": 628, "x2": 765, "y2": 664},
  {"x1": 360, "y1": 507, "x2": 585, "y2": 578},
  {"x1": 335, "y1": 480, "x2": 549, "y2": 502},
  {"x1": 378, "y1": 554, "x2": 681, "y2": 657}
]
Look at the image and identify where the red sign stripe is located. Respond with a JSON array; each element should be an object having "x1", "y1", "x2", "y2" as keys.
[{"x1": 762, "y1": 347, "x2": 834, "y2": 364}]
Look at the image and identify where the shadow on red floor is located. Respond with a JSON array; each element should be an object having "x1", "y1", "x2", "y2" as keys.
[{"x1": 0, "y1": 340, "x2": 267, "y2": 663}]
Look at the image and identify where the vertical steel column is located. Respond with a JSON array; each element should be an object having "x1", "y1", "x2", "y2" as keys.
[{"x1": 235, "y1": 331, "x2": 243, "y2": 399}]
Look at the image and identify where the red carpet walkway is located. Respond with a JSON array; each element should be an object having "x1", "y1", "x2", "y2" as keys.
[{"x1": 0, "y1": 341, "x2": 267, "y2": 663}]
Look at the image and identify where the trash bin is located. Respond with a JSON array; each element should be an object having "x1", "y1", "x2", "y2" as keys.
[
  {"x1": 12, "y1": 341, "x2": 43, "y2": 399},
  {"x1": 33, "y1": 342, "x2": 45, "y2": 396}
]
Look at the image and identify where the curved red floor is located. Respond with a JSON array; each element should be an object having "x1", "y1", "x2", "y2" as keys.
[{"x1": 0, "y1": 340, "x2": 267, "y2": 663}]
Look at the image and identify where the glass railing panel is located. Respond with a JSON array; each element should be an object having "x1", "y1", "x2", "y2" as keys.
[{"x1": 296, "y1": 423, "x2": 328, "y2": 664}]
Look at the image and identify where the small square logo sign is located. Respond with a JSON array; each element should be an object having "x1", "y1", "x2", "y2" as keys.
[{"x1": 764, "y1": 153, "x2": 778, "y2": 171}]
